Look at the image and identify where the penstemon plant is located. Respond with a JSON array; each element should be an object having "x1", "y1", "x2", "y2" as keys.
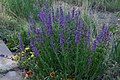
[{"x1": 18, "y1": 5, "x2": 112, "y2": 80}]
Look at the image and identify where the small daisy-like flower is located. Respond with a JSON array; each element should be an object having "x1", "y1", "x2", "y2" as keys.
[
  {"x1": 23, "y1": 69, "x2": 33, "y2": 79},
  {"x1": 50, "y1": 71, "x2": 56, "y2": 78}
]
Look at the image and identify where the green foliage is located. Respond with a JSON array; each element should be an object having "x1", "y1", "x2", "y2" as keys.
[
  {"x1": 0, "y1": 15, "x2": 28, "y2": 52},
  {"x1": 60, "y1": 0, "x2": 120, "y2": 12},
  {"x1": 2, "y1": 0, "x2": 53, "y2": 19}
]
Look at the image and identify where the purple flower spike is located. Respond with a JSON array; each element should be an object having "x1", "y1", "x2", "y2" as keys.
[
  {"x1": 74, "y1": 18, "x2": 83, "y2": 45},
  {"x1": 92, "y1": 24, "x2": 110, "y2": 52},
  {"x1": 28, "y1": 16, "x2": 36, "y2": 33},
  {"x1": 72, "y1": 7, "x2": 75, "y2": 19},
  {"x1": 18, "y1": 33, "x2": 24, "y2": 51},
  {"x1": 51, "y1": 7, "x2": 55, "y2": 23},
  {"x1": 75, "y1": 30, "x2": 81, "y2": 44},
  {"x1": 86, "y1": 29, "x2": 91, "y2": 47},
  {"x1": 92, "y1": 40, "x2": 99, "y2": 51},
  {"x1": 65, "y1": 11, "x2": 71, "y2": 23},
  {"x1": 55, "y1": 8, "x2": 59, "y2": 22},
  {"x1": 47, "y1": 13, "x2": 53, "y2": 36},
  {"x1": 38, "y1": 10, "x2": 47, "y2": 24},
  {"x1": 59, "y1": 7, "x2": 65, "y2": 28},
  {"x1": 60, "y1": 33, "x2": 65, "y2": 47},
  {"x1": 30, "y1": 39, "x2": 39, "y2": 57},
  {"x1": 28, "y1": 28, "x2": 31, "y2": 38},
  {"x1": 35, "y1": 28, "x2": 42, "y2": 35},
  {"x1": 29, "y1": 16, "x2": 36, "y2": 27}
]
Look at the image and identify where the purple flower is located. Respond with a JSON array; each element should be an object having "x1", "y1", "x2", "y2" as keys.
[
  {"x1": 75, "y1": 30, "x2": 81, "y2": 44},
  {"x1": 74, "y1": 19, "x2": 83, "y2": 45},
  {"x1": 74, "y1": 10, "x2": 81, "y2": 19},
  {"x1": 92, "y1": 24, "x2": 110, "y2": 51},
  {"x1": 72, "y1": 7, "x2": 75, "y2": 19},
  {"x1": 59, "y1": 7, "x2": 65, "y2": 28},
  {"x1": 86, "y1": 29, "x2": 91, "y2": 47},
  {"x1": 29, "y1": 16, "x2": 36, "y2": 27},
  {"x1": 55, "y1": 8, "x2": 59, "y2": 22},
  {"x1": 51, "y1": 7, "x2": 55, "y2": 23},
  {"x1": 30, "y1": 39, "x2": 39, "y2": 57},
  {"x1": 60, "y1": 33, "x2": 65, "y2": 47},
  {"x1": 79, "y1": 19, "x2": 84, "y2": 29},
  {"x1": 34, "y1": 28, "x2": 42, "y2": 35},
  {"x1": 18, "y1": 33, "x2": 24, "y2": 51},
  {"x1": 92, "y1": 40, "x2": 99, "y2": 51},
  {"x1": 28, "y1": 28, "x2": 31, "y2": 38},
  {"x1": 65, "y1": 11, "x2": 71, "y2": 23},
  {"x1": 38, "y1": 10, "x2": 47, "y2": 24},
  {"x1": 28, "y1": 16, "x2": 36, "y2": 32},
  {"x1": 46, "y1": 13, "x2": 53, "y2": 36}
]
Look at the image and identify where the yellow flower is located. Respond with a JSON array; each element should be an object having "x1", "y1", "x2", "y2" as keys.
[
  {"x1": 12, "y1": 55, "x2": 20, "y2": 62},
  {"x1": 21, "y1": 51, "x2": 25, "y2": 54},
  {"x1": 28, "y1": 57, "x2": 31, "y2": 60},
  {"x1": 30, "y1": 52, "x2": 34, "y2": 55},
  {"x1": 31, "y1": 54, "x2": 34, "y2": 58},
  {"x1": 25, "y1": 47, "x2": 30, "y2": 52},
  {"x1": 30, "y1": 52, "x2": 34, "y2": 58}
]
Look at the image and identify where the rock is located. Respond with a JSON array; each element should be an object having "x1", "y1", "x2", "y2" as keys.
[
  {"x1": 0, "y1": 40, "x2": 12, "y2": 56},
  {"x1": 0, "y1": 57, "x2": 18, "y2": 73},
  {"x1": 0, "y1": 74, "x2": 4, "y2": 78},
  {"x1": 0, "y1": 71, "x2": 23, "y2": 80},
  {"x1": 0, "y1": 40, "x2": 18, "y2": 72}
]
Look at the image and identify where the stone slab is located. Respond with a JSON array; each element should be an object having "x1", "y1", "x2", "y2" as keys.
[
  {"x1": 0, "y1": 40, "x2": 12, "y2": 56},
  {"x1": 0, "y1": 71, "x2": 23, "y2": 80},
  {"x1": 0, "y1": 40, "x2": 18, "y2": 72}
]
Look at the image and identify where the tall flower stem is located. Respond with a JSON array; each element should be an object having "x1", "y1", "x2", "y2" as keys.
[
  {"x1": 61, "y1": 48, "x2": 68, "y2": 79},
  {"x1": 52, "y1": 46, "x2": 64, "y2": 77},
  {"x1": 75, "y1": 44, "x2": 79, "y2": 77}
]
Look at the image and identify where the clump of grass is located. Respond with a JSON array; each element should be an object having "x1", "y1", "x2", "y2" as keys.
[
  {"x1": 0, "y1": 12, "x2": 29, "y2": 52},
  {"x1": 18, "y1": 5, "x2": 113, "y2": 80},
  {"x1": 2, "y1": 0, "x2": 53, "y2": 19},
  {"x1": 58, "y1": 0, "x2": 120, "y2": 12},
  {"x1": 89, "y1": 0, "x2": 120, "y2": 12}
]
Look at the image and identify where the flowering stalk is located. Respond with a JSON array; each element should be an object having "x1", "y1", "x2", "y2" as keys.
[
  {"x1": 51, "y1": 7, "x2": 55, "y2": 23},
  {"x1": 60, "y1": 32, "x2": 65, "y2": 47},
  {"x1": 75, "y1": 18, "x2": 83, "y2": 45},
  {"x1": 72, "y1": 7, "x2": 75, "y2": 19},
  {"x1": 28, "y1": 16, "x2": 36, "y2": 32},
  {"x1": 65, "y1": 11, "x2": 71, "y2": 23},
  {"x1": 86, "y1": 29, "x2": 91, "y2": 48},
  {"x1": 59, "y1": 7, "x2": 65, "y2": 28},
  {"x1": 47, "y1": 12, "x2": 53, "y2": 36},
  {"x1": 92, "y1": 24, "x2": 110, "y2": 51},
  {"x1": 38, "y1": 10, "x2": 47, "y2": 25},
  {"x1": 18, "y1": 33, "x2": 24, "y2": 51},
  {"x1": 30, "y1": 39, "x2": 40, "y2": 57},
  {"x1": 55, "y1": 8, "x2": 59, "y2": 22}
]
